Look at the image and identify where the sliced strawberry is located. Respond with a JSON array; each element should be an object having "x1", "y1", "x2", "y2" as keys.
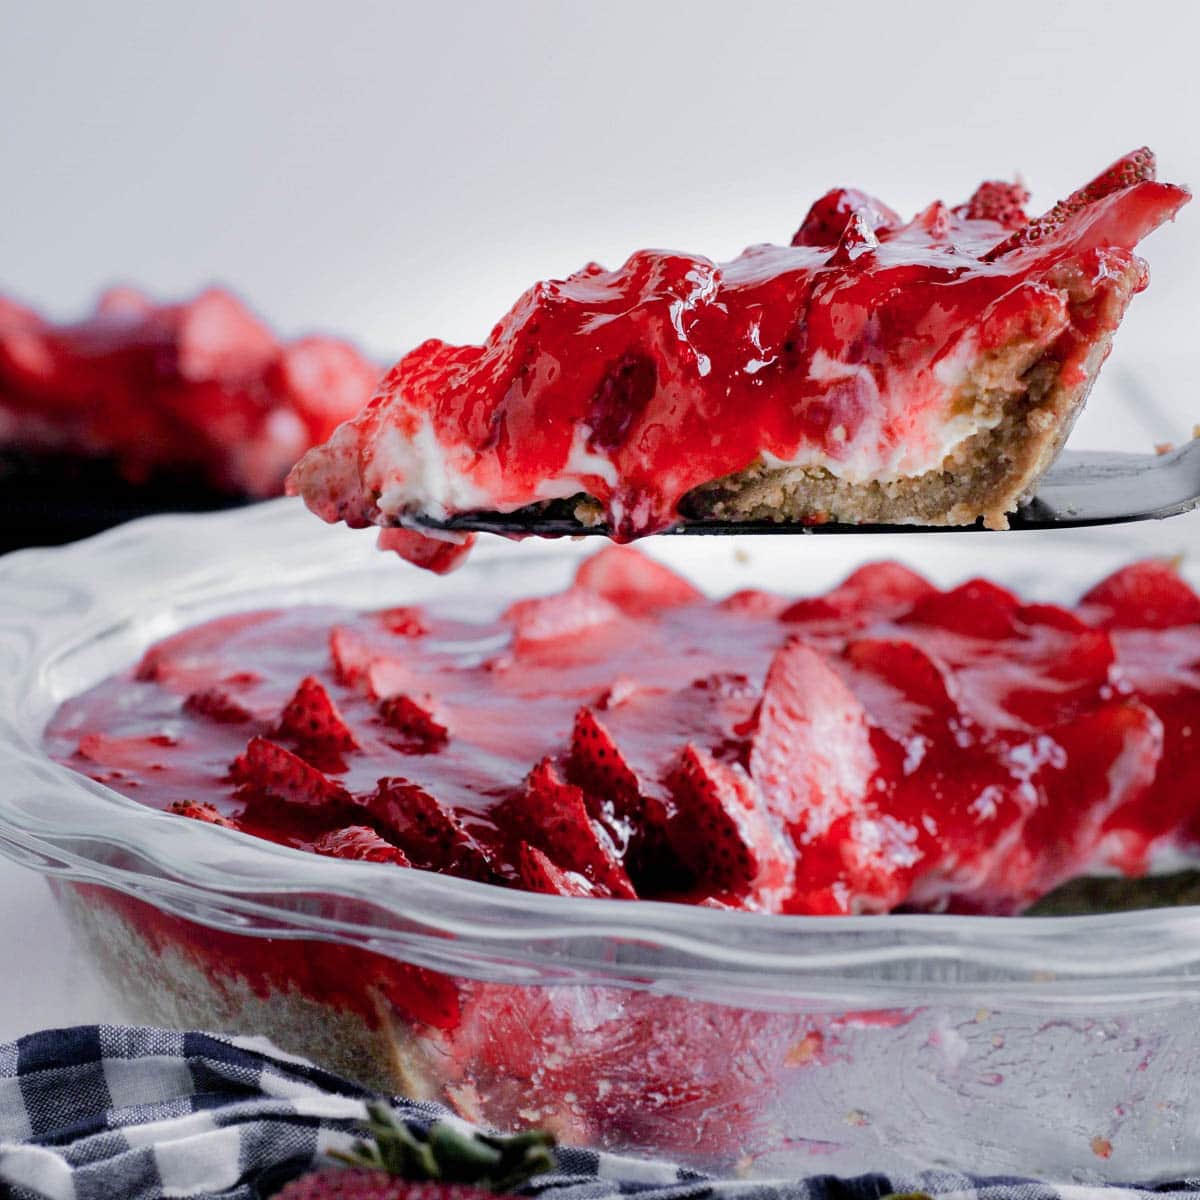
[
  {"x1": 328, "y1": 625, "x2": 372, "y2": 687},
  {"x1": 985, "y1": 148, "x2": 1161, "y2": 259},
  {"x1": 496, "y1": 759, "x2": 636, "y2": 899},
  {"x1": 166, "y1": 800, "x2": 238, "y2": 828},
  {"x1": 329, "y1": 626, "x2": 419, "y2": 699},
  {"x1": 182, "y1": 688, "x2": 253, "y2": 724},
  {"x1": 566, "y1": 706, "x2": 642, "y2": 804},
  {"x1": 505, "y1": 587, "x2": 623, "y2": 645},
  {"x1": 574, "y1": 546, "x2": 702, "y2": 614},
  {"x1": 377, "y1": 606, "x2": 430, "y2": 637},
  {"x1": 311, "y1": 825, "x2": 411, "y2": 866},
  {"x1": 1083, "y1": 560, "x2": 1200, "y2": 630},
  {"x1": 365, "y1": 778, "x2": 494, "y2": 880},
  {"x1": 843, "y1": 636, "x2": 959, "y2": 738},
  {"x1": 790, "y1": 188, "x2": 899, "y2": 247},
  {"x1": 780, "y1": 561, "x2": 934, "y2": 626},
  {"x1": 898, "y1": 579, "x2": 1020, "y2": 639},
  {"x1": 749, "y1": 639, "x2": 876, "y2": 837},
  {"x1": 133, "y1": 612, "x2": 277, "y2": 690},
  {"x1": 837, "y1": 562, "x2": 935, "y2": 614},
  {"x1": 378, "y1": 693, "x2": 449, "y2": 750},
  {"x1": 277, "y1": 675, "x2": 359, "y2": 752},
  {"x1": 565, "y1": 706, "x2": 676, "y2": 881},
  {"x1": 516, "y1": 841, "x2": 600, "y2": 896},
  {"x1": 76, "y1": 732, "x2": 177, "y2": 770},
  {"x1": 1068, "y1": 147, "x2": 1158, "y2": 206},
  {"x1": 377, "y1": 527, "x2": 476, "y2": 575},
  {"x1": 231, "y1": 736, "x2": 350, "y2": 808},
  {"x1": 718, "y1": 589, "x2": 790, "y2": 618},
  {"x1": 666, "y1": 744, "x2": 793, "y2": 910},
  {"x1": 955, "y1": 179, "x2": 1030, "y2": 228},
  {"x1": 365, "y1": 658, "x2": 424, "y2": 702}
]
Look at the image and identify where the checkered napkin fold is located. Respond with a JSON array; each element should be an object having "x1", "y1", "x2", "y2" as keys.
[{"x1": 0, "y1": 1027, "x2": 1193, "y2": 1200}]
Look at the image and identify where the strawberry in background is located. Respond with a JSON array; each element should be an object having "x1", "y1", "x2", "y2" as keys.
[{"x1": 0, "y1": 284, "x2": 380, "y2": 547}]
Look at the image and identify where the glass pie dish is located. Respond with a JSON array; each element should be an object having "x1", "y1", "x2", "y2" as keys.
[{"x1": 2, "y1": 498, "x2": 1199, "y2": 1183}]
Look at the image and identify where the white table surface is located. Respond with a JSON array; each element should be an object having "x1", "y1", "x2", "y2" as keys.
[{"x1": 0, "y1": 864, "x2": 118, "y2": 1039}]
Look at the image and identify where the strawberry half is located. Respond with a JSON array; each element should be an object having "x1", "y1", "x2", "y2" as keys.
[
  {"x1": 665, "y1": 743, "x2": 793, "y2": 910},
  {"x1": 377, "y1": 527, "x2": 476, "y2": 575},
  {"x1": 897, "y1": 578, "x2": 1021, "y2": 640},
  {"x1": 231, "y1": 736, "x2": 350, "y2": 808},
  {"x1": 505, "y1": 587, "x2": 623, "y2": 646},
  {"x1": 496, "y1": 759, "x2": 636, "y2": 899},
  {"x1": 573, "y1": 545, "x2": 702, "y2": 614},
  {"x1": 790, "y1": 187, "x2": 899, "y2": 247},
  {"x1": 278, "y1": 676, "x2": 360, "y2": 752},
  {"x1": 1083, "y1": 560, "x2": 1200, "y2": 630},
  {"x1": 311, "y1": 825, "x2": 411, "y2": 866},
  {"x1": 749, "y1": 638, "x2": 876, "y2": 838},
  {"x1": 780, "y1": 561, "x2": 934, "y2": 627}
]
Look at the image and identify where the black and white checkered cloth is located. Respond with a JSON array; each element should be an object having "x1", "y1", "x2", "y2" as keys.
[{"x1": 0, "y1": 1026, "x2": 1196, "y2": 1200}]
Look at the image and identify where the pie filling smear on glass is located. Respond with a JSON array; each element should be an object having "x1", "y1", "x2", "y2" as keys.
[{"x1": 288, "y1": 148, "x2": 1189, "y2": 573}]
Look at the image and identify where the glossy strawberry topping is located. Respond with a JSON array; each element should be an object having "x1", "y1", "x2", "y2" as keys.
[
  {"x1": 0, "y1": 286, "x2": 379, "y2": 496},
  {"x1": 288, "y1": 150, "x2": 1189, "y2": 570},
  {"x1": 44, "y1": 549, "x2": 1200, "y2": 915}
]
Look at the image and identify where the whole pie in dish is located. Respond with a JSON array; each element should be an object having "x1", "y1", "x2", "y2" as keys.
[
  {"x1": 288, "y1": 148, "x2": 1189, "y2": 573},
  {"x1": 0, "y1": 285, "x2": 380, "y2": 522},
  {"x1": 45, "y1": 547, "x2": 1200, "y2": 916}
]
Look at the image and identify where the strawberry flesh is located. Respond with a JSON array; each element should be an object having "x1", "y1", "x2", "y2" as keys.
[
  {"x1": 231, "y1": 736, "x2": 350, "y2": 809},
  {"x1": 310, "y1": 825, "x2": 411, "y2": 866},
  {"x1": 278, "y1": 675, "x2": 360, "y2": 752}
]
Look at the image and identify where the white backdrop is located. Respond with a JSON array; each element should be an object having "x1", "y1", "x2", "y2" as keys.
[{"x1": 1, "y1": 0, "x2": 1198, "y2": 1038}]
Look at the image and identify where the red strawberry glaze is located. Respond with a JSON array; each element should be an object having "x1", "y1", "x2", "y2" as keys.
[
  {"x1": 287, "y1": 151, "x2": 1189, "y2": 571},
  {"x1": 44, "y1": 547, "x2": 1200, "y2": 917},
  {"x1": 0, "y1": 286, "x2": 380, "y2": 497}
]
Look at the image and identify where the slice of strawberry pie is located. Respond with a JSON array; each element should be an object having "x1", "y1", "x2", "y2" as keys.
[{"x1": 289, "y1": 149, "x2": 1188, "y2": 571}]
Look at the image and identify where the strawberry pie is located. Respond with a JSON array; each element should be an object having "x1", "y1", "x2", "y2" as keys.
[
  {"x1": 44, "y1": 548, "x2": 1200, "y2": 915},
  {"x1": 0, "y1": 285, "x2": 379, "y2": 503},
  {"x1": 288, "y1": 149, "x2": 1189, "y2": 573}
]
